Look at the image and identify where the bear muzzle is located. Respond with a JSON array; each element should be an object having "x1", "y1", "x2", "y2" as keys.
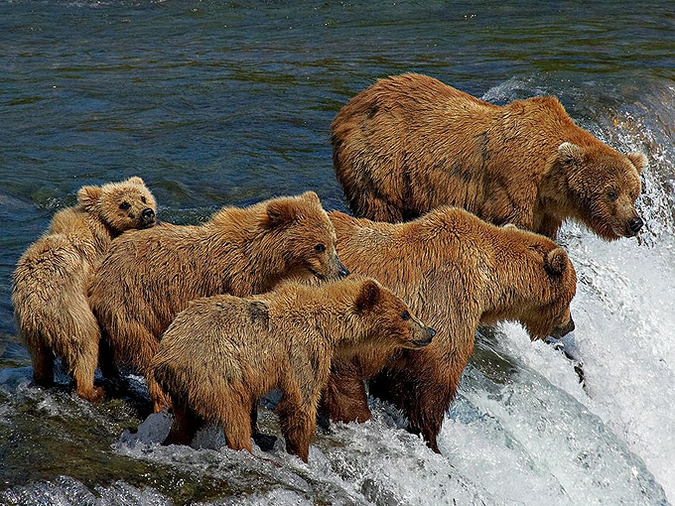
[
  {"x1": 325, "y1": 255, "x2": 350, "y2": 280},
  {"x1": 336, "y1": 259, "x2": 350, "y2": 279},
  {"x1": 625, "y1": 216, "x2": 643, "y2": 237},
  {"x1": 141, "y1": 207, "x2": 156, "y2": 227},
  {"x1": 412, "y1": 326, "x2": 436, "y2": 348},
  {"x1": 550, "y1": 315, "x2": 575, "y2": 339}
]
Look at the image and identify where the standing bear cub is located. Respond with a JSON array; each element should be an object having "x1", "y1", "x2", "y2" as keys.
[
  {"x1": 152, "y1": 277, "x2": 435, "y2": 463},
  {"x1": 332, "y1": 73, "x2": 647, "y2": 239},
  {"x1": 322, "y1": 208, "x2": 577, "y2": 453},
  {"x1": 12, "y1": 177, "x2": 157, "y2": 402},
  {"x1": 89, "y1": 191, "x2": 349, "y2": 412}
]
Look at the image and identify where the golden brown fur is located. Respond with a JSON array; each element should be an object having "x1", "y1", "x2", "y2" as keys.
[
  {"x1": 89, "y1": 191, "x2": 349, "y2": 412},
  {"x1": 12, "y1": 177, "x2": 157, "y2": 401},
  {"x1": 332, "y1": 73, "x2": 647, "y2": 239},
  {"x1": 152, "y1": 277, "x2": 434, "y2": 463},
  {"x1": 322, "y1": 208, "x2": 577, "y2": 452}
]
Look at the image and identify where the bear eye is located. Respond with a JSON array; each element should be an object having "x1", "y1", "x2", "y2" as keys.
[
  {"x1": 606, "y1": 189, "x2": 619, "y2": 201},
  {"x1": 119, "y1": 202, "x2": 131, "y2": 211},
  {"x1": 314, "y1": 243, "x2": 326, "y2": 254},
  {"x1": 141, "y1": 196, "x2": 147, "y2": 204},
  {"x1": 401, "y1": 310, "x2": 411, "y2": 321}
]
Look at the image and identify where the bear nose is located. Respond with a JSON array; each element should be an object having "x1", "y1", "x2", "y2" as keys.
[
  {"x1": 336, "y1": 257, "x2": 350, "y2": 278},
  {"x1": 141, "y1": 208, "x2": 156, "y2": 223},
  {"x1": 561, "y1": 317, "x2": 575, "y2": 334},
  {"x1": 550, "y1": 315, "x2": 575, "y2": 339},
  {"x1": 412, "y1": 326, "x2": 436, "y2": 348},
  {"x1": 628, "y1": 217, "x2": 643, "y2": 236}
]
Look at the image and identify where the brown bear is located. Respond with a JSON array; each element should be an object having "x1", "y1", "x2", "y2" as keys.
[
  {"x1": 88, "y1": 191, "x2": 350, "y2": 413},
  {"x1": 12, "y1": 177, "x2": 157, "y2": 402},
  {"x1": 332, "y1": 72, "x2": 647, "y2": 240},
  {"x1": 321, "y1": 208, "x2": 577, "y2": 453},
  {"x1": 151, "y1": 277, "x2": 435, "y2": 463}
]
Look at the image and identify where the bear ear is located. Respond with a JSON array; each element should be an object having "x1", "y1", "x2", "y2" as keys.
[
  {"x1": 355, "y1": 279, "x2": 380, "y2": 312},
  {"x1": 626, "y1": 152, "x2": 647, "y2": 175},
  {"x1": 264, "y1": 200, "x2": 297, "y2": 228},
  {"x1": 502, "y1": 223, "x2": 518, "y2": 230},
  {"x1": 300, "y1": 191, "x2": 321, "y2": 205},
  {"x1": 125, "y1": 176, "x2": 145, "y2": 186},
  {"x1": 77, "y1": 185, "x2": 103, "y2": 209},
  {"x1": 558, "y1": 142, "x2": 586, "y2": 164},
  {"x1": 544, "y1": 247, "x2": 568, "y2": 277}
]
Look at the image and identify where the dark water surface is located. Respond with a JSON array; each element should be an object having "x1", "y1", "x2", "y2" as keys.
[{"x1": 1, "y1": 1, "x2": 674, "y2": 504}]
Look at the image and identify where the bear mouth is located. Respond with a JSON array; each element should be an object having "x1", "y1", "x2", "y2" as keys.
[
  {"x1": 411, "y1": 339, "x2": 432, "y2": 349},
  {"x1": 309, "y1": 267, "x2": 326, "y2": 281},
  {"x1": 549, "y1": 316, "x2": 575, "y2": 339},
  {"x1": 623, "y1": 224, "x2": 640, "y2": 238}
]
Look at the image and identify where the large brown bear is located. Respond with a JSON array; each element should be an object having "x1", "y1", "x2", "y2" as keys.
[
  {"x1": 89, "y1": 191, "x2": 349, "y2": 412},
  {"x1": 12, "y1": 177, "x2": 157, "y2": 402},
  {"x1": 321, "y1": 208, "x2": 577, "y2": 453},
  {"x1": 332, "y1": 73, "x2": 647, "y2": 240},
  {"x1": 152, "y1": 277, "x2": 435, "y2": 463}
]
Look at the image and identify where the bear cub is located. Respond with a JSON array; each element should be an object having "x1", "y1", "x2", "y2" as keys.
[
  {"x1": 12, "y1": 176, "x2": 156, "y2": 401},
  {"x1": 152, "y1": 277, "x2": 435, "y2": 463},
  {"x1": 89, "y1": 191, "x2": 349, "y2": 412}
]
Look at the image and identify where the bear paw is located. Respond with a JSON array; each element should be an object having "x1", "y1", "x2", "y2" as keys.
[{"x1": 78, "y1": 386, "x2": 105, "y2": 403}]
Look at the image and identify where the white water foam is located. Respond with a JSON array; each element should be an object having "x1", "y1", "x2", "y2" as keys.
[{"x1": 1, "y1": 476, "x2": 169, "y2": 506}]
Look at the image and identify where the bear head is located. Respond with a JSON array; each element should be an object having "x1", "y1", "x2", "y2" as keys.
[
  {"x1": 516, "y1": 243, "x2": 577, "y2": 340},
  {"x1": 261, "y1": 191, "x2": 350, "y2": 282},
  {"x1": 354, "y1": 278, "x2": 436, "y2": 350},
  {"x1": 557, "y1": 142, "x2": 646, "y2": 240},
  {"x1": 78, "y1": 176, "x2": 157, "y2": 234},
  {"x1": 484, "y1": 229, "x2": 577, "y2": 340}
]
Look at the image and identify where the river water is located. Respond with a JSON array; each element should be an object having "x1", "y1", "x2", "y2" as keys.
[{"x1": 1, "y1": 1, "x2": 674, "y2": 504}]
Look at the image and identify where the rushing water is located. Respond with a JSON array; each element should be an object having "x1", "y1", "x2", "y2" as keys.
[{"x1": 1, "y1": 1, "x2": 674, "y2": 504}]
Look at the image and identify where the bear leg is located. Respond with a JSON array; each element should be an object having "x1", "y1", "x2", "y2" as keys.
[
  {"x1": 320, "y1": 359, "x2": 371, "y2": 424},
  {"x1": 277, "y1": 398, "x2": 315, "y2": 463},
  {"x1": 218, "y1": 396, "x2": 253, "y2": 454},
  {"x1": 71, "y1": 315, "x2": 105, "y2": 402},
  {"x1": 281, "y1": 408, "x2": 315, "y2": 463},
  {"x1": 406, "y1": 384, "x2": 455, "y2": 453},
  {"x1": 73, "y1": 361, "x2": 104, "y2": 403},
  {"x1": 120, "y1": 323, "x2": 169, "y2": 412},
  {"x1": 97, "y1": 332, "x2": 120, "y2": 379},
  {"x1": 30, "y1": 340, "x2": 55, "y2": 388},
  {"x1": 410, "y1": 416, "x2": 443, "y2": 454},
  {"x1": 163, "y1": 405, "x2": 203, "y2": 446},
  {"x1": 108, "y1": 320, "x2": 168, "y2": 410},
  {"x1": 146, "y1": 372, "x2": 172, "y2": 413},
  {"x1": 371, "y1": 370, "x2": 454, "y2": 454}
]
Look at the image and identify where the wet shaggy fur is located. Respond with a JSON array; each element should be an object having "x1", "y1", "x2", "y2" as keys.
[
  {"x1": 152, "y1": 277, "x2": 434, "y2": 463},
  {"x1": 322, "y1": 208, "x2": 577, "y2": 453},
  {"x1": 12, "y1": 177, "x2": 157, "y2": 401},
  {"x1": 332, "y1": 73, "x2": 647, "y2": 240},
  {"x1": 89, "y1": 191, "x2": 349, "y2": 412}
]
